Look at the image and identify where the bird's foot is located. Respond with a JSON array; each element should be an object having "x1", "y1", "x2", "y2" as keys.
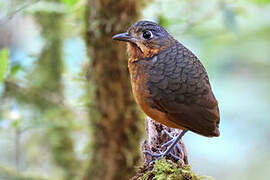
[
  {"x1": 143, "y1": 150, "x2": 181, "y2": 163},
  {"x1": 143, "y1": 130, "x2": 187, "y2": 164}
]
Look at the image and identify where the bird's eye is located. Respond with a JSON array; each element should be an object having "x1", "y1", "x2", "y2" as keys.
[{"x1": 142, "y1": 30, "x2": 153, "y2": 40}]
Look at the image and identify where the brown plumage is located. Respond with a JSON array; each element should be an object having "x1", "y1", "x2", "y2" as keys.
[{"x1": 113, "y1": 20, "x2": 220, "y2": 137}]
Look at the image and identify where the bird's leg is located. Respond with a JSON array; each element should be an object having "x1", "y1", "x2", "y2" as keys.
[
  {"x1": 162, "y1": 130, "x2": 183, "y2": 155},
  {"x1": 163, "y1": 129, "x2": 174, "y2": 138},
  {"x1": 162, "y1": 130, "x2": 187, "y2": 157},
  {"x1": 161, "y1": 129, "x2": 185, "y2": 159},
  {"x1": 143, "y1": 130, "x2": 188, "y2": 162}
]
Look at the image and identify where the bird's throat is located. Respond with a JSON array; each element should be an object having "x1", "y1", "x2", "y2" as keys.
[
  {"x1": 127, "y1": 42, "x2": 144, "y2": 62},
  {"x1": 127, "y1": 42, "x2": 159, "y2": 63}
]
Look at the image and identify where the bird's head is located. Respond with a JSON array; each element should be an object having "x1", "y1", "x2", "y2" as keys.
[{"x1": 112, "y1": 20, "x2": 175, "y2": 61}]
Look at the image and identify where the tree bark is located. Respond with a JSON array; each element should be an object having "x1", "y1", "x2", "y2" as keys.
[
  {"x1": 130, "y1": 118, "x2": 210, "y2": 180},
  {"x1": 141, "y1": 117, "x2": 188, "y2": 165},
  {"x1": 83, "y1": 1, "x2": 147, "y2": 180}
]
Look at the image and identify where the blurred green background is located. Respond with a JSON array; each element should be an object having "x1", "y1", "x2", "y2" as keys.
[{"x1": 0, "y1": 0, "x2": 270, "y2": 179}]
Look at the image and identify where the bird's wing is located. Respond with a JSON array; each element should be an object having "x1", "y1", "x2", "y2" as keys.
[{"x1": 147, "y1": 43, "x2": 220, "y2": 137}]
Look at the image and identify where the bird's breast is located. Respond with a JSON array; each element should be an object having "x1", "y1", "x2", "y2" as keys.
[
  {"x1": 128, "y1": 58, "x2": 150, "y2": 106},
  {"x1": 128, "y1": 57, "x2": 182, "y2": 128}
]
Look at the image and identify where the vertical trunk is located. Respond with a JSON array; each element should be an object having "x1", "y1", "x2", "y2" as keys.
[{"x1": 83, "y1": 1, "x2": 146, "y2": 179}]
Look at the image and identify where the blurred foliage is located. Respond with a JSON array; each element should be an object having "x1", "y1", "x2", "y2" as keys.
[
  {"x1": 61, "y1": 0, "x2": 78, "y2": 7},
  {"x1": 0, "y1": 48, "x2": 9, "y2": 82},
  {"x1": 222, "y1": 4, "x2": 237, "y2": 33},
  {"x1": 0, "y1": 164, "x2": 55, "y2": 180},
  {"x1": 251, "y1": 0, "x2": 270, "y2": 4}
]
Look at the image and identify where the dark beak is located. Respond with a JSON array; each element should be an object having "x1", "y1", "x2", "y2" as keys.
[{"x1": 112, "y1": 32, "x2": 132, "y2": 42}]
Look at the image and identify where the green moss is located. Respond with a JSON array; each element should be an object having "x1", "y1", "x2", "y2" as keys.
[
  {"x1": 140, "y1": 170, "x2": 151, "y2": 180},
  {"x1": 139, "y1": 158, "x2": 214, "y2": 180}
]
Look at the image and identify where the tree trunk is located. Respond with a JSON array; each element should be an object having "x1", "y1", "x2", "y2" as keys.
[{"x1": 83, "y1": 1, "x2": 147, "y2": 179}]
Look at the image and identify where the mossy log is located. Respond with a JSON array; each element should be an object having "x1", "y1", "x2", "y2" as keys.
[
  {"x1": 133, "y1": 158, "x2": 214, "y2": 180},
  {"x1": 131, "y1": 117, "x2": 214, "y2": 180}
]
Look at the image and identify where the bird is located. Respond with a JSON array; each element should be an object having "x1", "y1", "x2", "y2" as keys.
[{"x1": 112, "y1": 20, "x2": 220, "y2": 160}]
